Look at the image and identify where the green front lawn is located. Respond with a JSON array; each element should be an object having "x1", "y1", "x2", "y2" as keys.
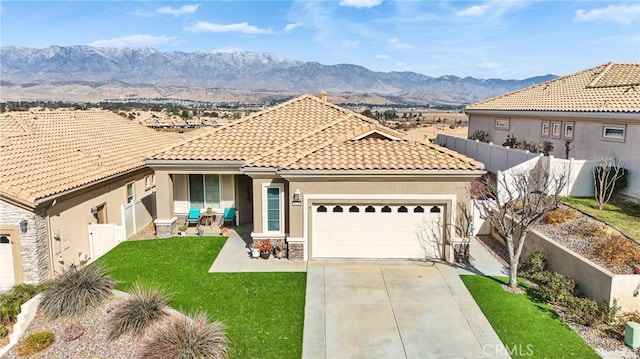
[
  {"x1": 562, "y1": 196, "x2": 640, "y2": 243},
  {"x1": 96, "y1": 236, "x2": 306, "y2": 359},
  {"x1": 461, "y1": 276, "x2": 599, "y2": 359}
]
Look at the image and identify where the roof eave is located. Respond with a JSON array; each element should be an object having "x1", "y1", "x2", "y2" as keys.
[
  {"x1": 464, "y1": 109, "x2": 640, "y2": 120},
  {"x1": 278, "y1": 169, "x2": 486, "y2": 178}
]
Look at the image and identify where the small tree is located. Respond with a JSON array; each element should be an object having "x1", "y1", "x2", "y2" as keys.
[
  {"x1": 593, "y1": 157, "x2": 627, "y2": 210},
  {"x1": 472, "y1": 165, "x2": 568, "y2": 291}
]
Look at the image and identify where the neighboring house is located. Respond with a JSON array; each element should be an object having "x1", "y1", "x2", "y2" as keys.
[
  {"x1": 0, "y1": 110, "x2": 176, "y2": 290},
  {"x1": 466, "y1": 62, "x2": 640, "y2": 199},
  {"x1": 148, "y1": 93, "x2": 484, "y2": 261}
]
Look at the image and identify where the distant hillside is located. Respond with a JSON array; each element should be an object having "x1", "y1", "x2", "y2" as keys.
[{"x1": 0, "y1": 46, "x2": 557, "y2": 105}]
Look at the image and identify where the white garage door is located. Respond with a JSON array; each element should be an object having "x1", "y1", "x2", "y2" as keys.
[
  {"x1": 311, "y1": 204, "x2": 444, "y2": 259},
  {"x1": 0, "y1": 235, "x2": 16, "y2": 292}
]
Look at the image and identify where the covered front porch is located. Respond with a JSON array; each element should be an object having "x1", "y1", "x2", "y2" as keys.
[{"x1": 152, "y1": 169, "x2": 255, "y2": 237}]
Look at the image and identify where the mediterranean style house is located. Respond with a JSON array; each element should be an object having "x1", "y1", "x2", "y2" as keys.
[
  {"x1": 0, "y1": 110, "x2": 179, "y2": 290},
  {"x1": 148, "y1": 93, "x2": 484, "y2": 261},
  {"x1": 466, "y1": 62, "x2": 640, "y2": 199}
]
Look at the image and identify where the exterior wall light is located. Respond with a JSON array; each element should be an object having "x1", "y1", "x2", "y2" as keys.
[
  {"x1": 292, "y1": 189, "x2": 302, "y2": 206},
  {"x1": 19, "y1": 219, "x2": 28, "y2": 233}
]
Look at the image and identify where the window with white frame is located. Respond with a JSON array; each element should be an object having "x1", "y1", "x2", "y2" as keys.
[
  {"x1": 495, "y1": 118, "x2": 510, "y2": 130},
  {"x1": 541, "y1": 121, "x2": 550, "y2": 137},
  {"x1": 188, "y1": 174, "x2": 221, "y2": 210},
  {"x1": 551, "y1": 121, "x2": 561, "y2": 138},
  {"x1": 263, "y1": 183, "x2": 284, "y2": 233},
  {"x1": 563, "y1": 122, "x2": 574, "y2": 139},
  {"x1": 126, "y1": 182, "x2": 135, "y2": 203},
  {"x1": 601, "y1": 124, "x2": 626, "y2": 142}
]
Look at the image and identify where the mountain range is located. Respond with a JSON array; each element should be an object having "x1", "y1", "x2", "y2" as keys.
[{"x1": 0, "y1": 46, "x2": 557, "y2": 106}]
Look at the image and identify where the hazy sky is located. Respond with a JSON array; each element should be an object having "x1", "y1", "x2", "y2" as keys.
[{"x1": 1, "y1": 0, "x2": 639, "y2": 79}]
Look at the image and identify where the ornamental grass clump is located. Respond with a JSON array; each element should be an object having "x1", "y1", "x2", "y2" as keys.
[
  {"x1": 39, "y1": 264, "x2": 115, "y2": 319},
  {"x1": 107, "y1": 284, "x2": 170, "y2": 340},
  {"x1": 16, "y1": 330, "x2": 55, "y2": 356},
  {"x1": 543, "y1": 207, "x2": 581, "y2": 225},
  {"x1": 139, "y1": 313, "x2": 229, "y2": 359}
]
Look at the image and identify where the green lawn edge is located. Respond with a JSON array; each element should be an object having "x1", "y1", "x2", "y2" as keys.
[
  {"x1": 460, "y1": 275, "x2": 599, "y2": 359},
  {"x1": 96, "y1": 236, "x2": 306, "y2": 359},
  {"x1": 561, "y1": 196, "x2": 640, "y2": 243}
]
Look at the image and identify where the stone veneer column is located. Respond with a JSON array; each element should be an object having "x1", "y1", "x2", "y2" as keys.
[
  {"x1": 288, "y1": 242, "x2": 304, "y2": 261},
  {"x1": 0, "y1": 201, "x2": 50, "y2": 284}
]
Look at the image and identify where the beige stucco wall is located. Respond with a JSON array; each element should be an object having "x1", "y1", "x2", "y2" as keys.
[
  {"x1": 47, "y1": 168, "x2": 154, "y2": 274},
  {"x1": 468, "y1": 114, "x2": 639, "y2": 198},
  {"x1": 521, "y1": 227, "x2": 639, "y2": 311}
]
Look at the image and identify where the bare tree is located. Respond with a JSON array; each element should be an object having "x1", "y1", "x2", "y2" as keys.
[
  {"x1": 593, "y1": 157, "x2": 626, "y2": 210},
  {"x1": 472, "y1": 165, "x2": 568, "y2": 291}
]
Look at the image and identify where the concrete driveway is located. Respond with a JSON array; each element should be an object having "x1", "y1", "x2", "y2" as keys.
[{"x1": 302, "y1": 261, "x2": 509, "y2": 359}]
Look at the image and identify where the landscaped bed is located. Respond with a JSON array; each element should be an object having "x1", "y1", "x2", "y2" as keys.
[
  {"x1": 535, "y1": 204, "x2": 640, "y2": 274},
  {"x1": 3, "y1": 236, "x2": 306, "y2": 359},
  {"x1": 461, "y1": 275, "x2": 600, "y2": 359}
]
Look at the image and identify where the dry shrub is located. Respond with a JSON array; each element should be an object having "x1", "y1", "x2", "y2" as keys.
[
  {"x1": 591, "y1": 235, "x2": 640, "y2": 266},
  {"x1": 16, "y1": 330, "x2": 55, "y2": 356},
  {"x1": 614, "y1": 311, "x2": 640, "y2": 335},
  {"x1": 107, "y1": 284, "x2": 170, "y2": 340},
  {"x1": 61, "y1": 322, "x2": 84, "y2": 342},
  {"x1": 543, "y1": 207, "x2": 581, "y2": 225},
  {"x1": 574, "y1": 219, "x2": 609, "y2": 239},
  {"x1": 139, "y1": 313, "x2": 228, "y2": 359}
]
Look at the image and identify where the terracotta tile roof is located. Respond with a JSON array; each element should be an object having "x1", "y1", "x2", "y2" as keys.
[
  {"x1": 466, "y1": 62, "x2": 640, "y2": 113},
  {"x1": 152, "y1": 94, "x2": 483, "y2": 172},
  {"x1": 282, "y1": 137, "x2": 482, "y2": 171},
  {"x1": 0, "y1": 110, "x2": 175, "y2": 206}
]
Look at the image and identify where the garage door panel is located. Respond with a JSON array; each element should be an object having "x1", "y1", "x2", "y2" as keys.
[{"x1": 312, "y1": 204, "x2": 444, "y2": 259}]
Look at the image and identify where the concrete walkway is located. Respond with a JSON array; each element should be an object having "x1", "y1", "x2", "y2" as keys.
[
  {"x1": 208, "y1": 225, "x2": 307, "y2": 273},
  {"x1": 454, "y1": 237, "x2": 508, "y2": 276},
  {"x1": 303, "y1": 261, "x2": 510, "y2": 359}
]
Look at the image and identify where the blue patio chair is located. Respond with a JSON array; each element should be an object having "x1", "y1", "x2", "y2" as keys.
[
  {"x1": 221, "y1": 207, "x2": 236, "y2": 227},
  {"x1": 186, "y1": 208, "x2": 201, "y2": 227}
]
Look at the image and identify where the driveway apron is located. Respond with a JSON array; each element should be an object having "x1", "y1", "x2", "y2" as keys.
[{"x1": 302, "y1": 261, "x2": 509, "y2": 359}]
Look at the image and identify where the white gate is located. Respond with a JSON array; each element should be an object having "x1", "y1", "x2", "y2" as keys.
[
  {"x1": 0, "y1": 235, "x2": 15, "y2": 292},
  {"x1": 88, "y1": 224, "x2": 125, "y2": 262}
]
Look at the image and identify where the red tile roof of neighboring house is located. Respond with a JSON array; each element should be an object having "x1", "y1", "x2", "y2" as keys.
[
  {"x1": 0, "y1": 110, "x2": 176, "y2": 206},
  {"x1": 466, "y1": 62, "x2": 640, "y2": 113}
]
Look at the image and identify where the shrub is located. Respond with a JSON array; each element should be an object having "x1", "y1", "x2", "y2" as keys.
[
  {"x1": 565, "y1": 296, "x2": 600, "y2": 326},
  {"x1": 468, "y1": 130, "x2": 489, "y2": 143},
  {"x1": 599, "y1": 299, "x2": 620, "y2": 326},
  {"x1": 537, "y1": 272, "x2": 576, "y2": 304},
  {"x1": 591, "y1": 235, "x2": 640, "y2": 267},
  {"x1": 614, "y1": 310, "x2": 640, "y2": 335},
  {"x1": 108, "y1": 284, "x2": 170, "y2": 340},
  {"x1": 540, "y1": 141, "x2": 554, "y2": 156},
  {"x1": 16, "y1": 330, "x2": 55, "y2": 356},
  {"x1": 543, "y1": 207, "x2": 581, "y2": 225},
  {"x1": 40, "y1": 264, "x2": 115, "y2": 319},
  {"x1": 61, "y1": 322, "x2": 85, "y2": 342},
  {"x1": 0, "y1": 284, "x2": 41, "y2": 324},
  {"x1": 519, "y1": 250, "x2": 547, "y2": 279},
  {"x1": 575, "y1": 219, "x2": 609, "y2": 239},
  {"x1": 0, "y1": 324, "x2": 8, "y2": 339},
  {"x1": 502, "y1": 134, "x2": 518, "y2": 148},
  {"x1": 140, "y1": 313, "x2": 228, "y2": 359}
]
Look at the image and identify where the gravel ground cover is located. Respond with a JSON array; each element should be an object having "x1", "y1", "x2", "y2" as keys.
[{"x1": 3, "y1": 292, "x2": 139, "y2": 359}]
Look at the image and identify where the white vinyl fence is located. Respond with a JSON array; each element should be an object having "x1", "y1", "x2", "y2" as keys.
[
  {"x1": 88, "y1": 223, "x2": 125, "y2": 261},
  {"x1": 121, "y1": 192, "x2": 156, "y2": 238},
  {"x1": 435, "y1": 134, "x2": 594, "y2": 197}
]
